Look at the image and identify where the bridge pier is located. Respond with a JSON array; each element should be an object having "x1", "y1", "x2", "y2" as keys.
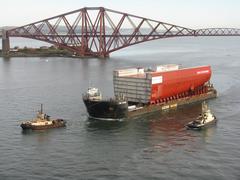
[
  {"x1": 2, "y1": 30, "x2": 10, "y2": 56},
  {"x1": 99, "y1": 53, "x2": 109, "y2": 58}
]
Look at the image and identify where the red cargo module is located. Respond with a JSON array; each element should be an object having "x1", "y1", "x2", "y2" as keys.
[
  {"x1": 151, "y1": 66, "x2": 211, "y2": 101},
  {"x1": 114, "y1": 64, "x2": 212, "y2": 104}
]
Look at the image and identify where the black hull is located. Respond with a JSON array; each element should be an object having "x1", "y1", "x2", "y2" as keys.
[
  {"x1": 83, "y1": 99, "x2": 128, "y2": 120},
  {"x1": 83, "y1": 89, "x2": 217, "y2": 121}
]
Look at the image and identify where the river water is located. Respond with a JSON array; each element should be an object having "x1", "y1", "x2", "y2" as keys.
[{"x1": 0, "y1": 37, "x2": 240, "y2": 179}]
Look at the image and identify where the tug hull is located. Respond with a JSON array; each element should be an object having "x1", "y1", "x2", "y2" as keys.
[{"x1": 21, "y1": 119, "x2": 66, "y2": 130}]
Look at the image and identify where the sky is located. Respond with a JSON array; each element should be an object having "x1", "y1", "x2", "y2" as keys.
[{"x1": 0, "y1": 0, "x2": 240, "y2": 29}]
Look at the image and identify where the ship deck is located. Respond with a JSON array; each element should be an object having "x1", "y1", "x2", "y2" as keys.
[{"x1": 127, "y1": 88, "x2": 217, "y2": 118}]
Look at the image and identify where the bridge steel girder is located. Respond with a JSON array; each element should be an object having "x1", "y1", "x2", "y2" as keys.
[
  {"x1": 195, "y1": 28, "x2": 240, "y2": 36},
  {"x1": 6, "y1": 7, "x2": 240, "y2": 57}
]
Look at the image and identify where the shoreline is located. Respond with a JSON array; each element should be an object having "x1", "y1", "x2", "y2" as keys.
[
  {"x1": 0, "y1": 47, "x2": 108, "y2": 58},
  {"x1": 0, "y1": 47, "x2": 78, "y2": 58}
]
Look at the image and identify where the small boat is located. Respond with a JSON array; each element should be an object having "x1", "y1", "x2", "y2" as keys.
[
  {"x1": 186, "y1": 102, "x2": 216, "y2": 130},
  {"x1": 20, "y1": 104, "x2": 66, "y2": 130}
]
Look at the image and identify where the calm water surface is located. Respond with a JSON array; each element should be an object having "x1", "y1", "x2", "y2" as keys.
[{"x1": 0, "y1": 37, "x2": 240, "y2": 179}]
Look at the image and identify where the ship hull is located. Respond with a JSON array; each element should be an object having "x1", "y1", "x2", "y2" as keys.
[
  {"x1": 83, "y1": 99, "x2": 128, "y2": 120},
  {"x1": 128, "y1": 89, "x2": 217, "y2": 118},
  {"x1": 83, "y1": 88, "x2": 217, "y2": 121}
]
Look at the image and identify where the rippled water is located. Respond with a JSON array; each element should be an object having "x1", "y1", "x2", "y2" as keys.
[{"x1": 0, "y1": 37, "x2": 240, "y2": 179}]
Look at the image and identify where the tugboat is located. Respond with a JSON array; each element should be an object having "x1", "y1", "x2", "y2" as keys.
[
  {"x1": 187, "y1": 102, "x2": 216, "y2": 130},
  {"x1": 20, "y1": 104, "x2": 66, "y2": 130}
]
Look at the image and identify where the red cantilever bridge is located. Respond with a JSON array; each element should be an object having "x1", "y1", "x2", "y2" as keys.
[{"x1": 2, "y1": 7, "x2": 240, "y2": 57}]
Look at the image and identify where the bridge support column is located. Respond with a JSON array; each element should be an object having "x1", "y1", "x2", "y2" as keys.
[
  {"x1": 2, "y1": 30, "x2": 10, "y2": 56},
  {"x1": 99, "y1": 53, "x2": 109, "y2": 58}
]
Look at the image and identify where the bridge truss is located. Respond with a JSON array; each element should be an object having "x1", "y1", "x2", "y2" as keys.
[{"x1": 6, "y1": 7, "x2": 240, "y2": 57}]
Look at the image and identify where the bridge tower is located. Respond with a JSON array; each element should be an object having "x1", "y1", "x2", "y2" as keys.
[{"x1": 2, "y1": 30, "x2": 10, "y2": 55}]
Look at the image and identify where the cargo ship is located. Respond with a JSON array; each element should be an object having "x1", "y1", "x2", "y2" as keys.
[{"x1": 83, "y1": 64, "x2": 217, "y2": 120}]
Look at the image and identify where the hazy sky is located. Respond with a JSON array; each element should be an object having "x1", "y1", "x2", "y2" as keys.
[{"x1": 1, "y1": 0, "x2": 240, "y2": 28}]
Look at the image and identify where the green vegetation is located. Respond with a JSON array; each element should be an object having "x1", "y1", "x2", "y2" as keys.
[{"x1": 0, "y1": 46, "x2": 75, "y2": 57}]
